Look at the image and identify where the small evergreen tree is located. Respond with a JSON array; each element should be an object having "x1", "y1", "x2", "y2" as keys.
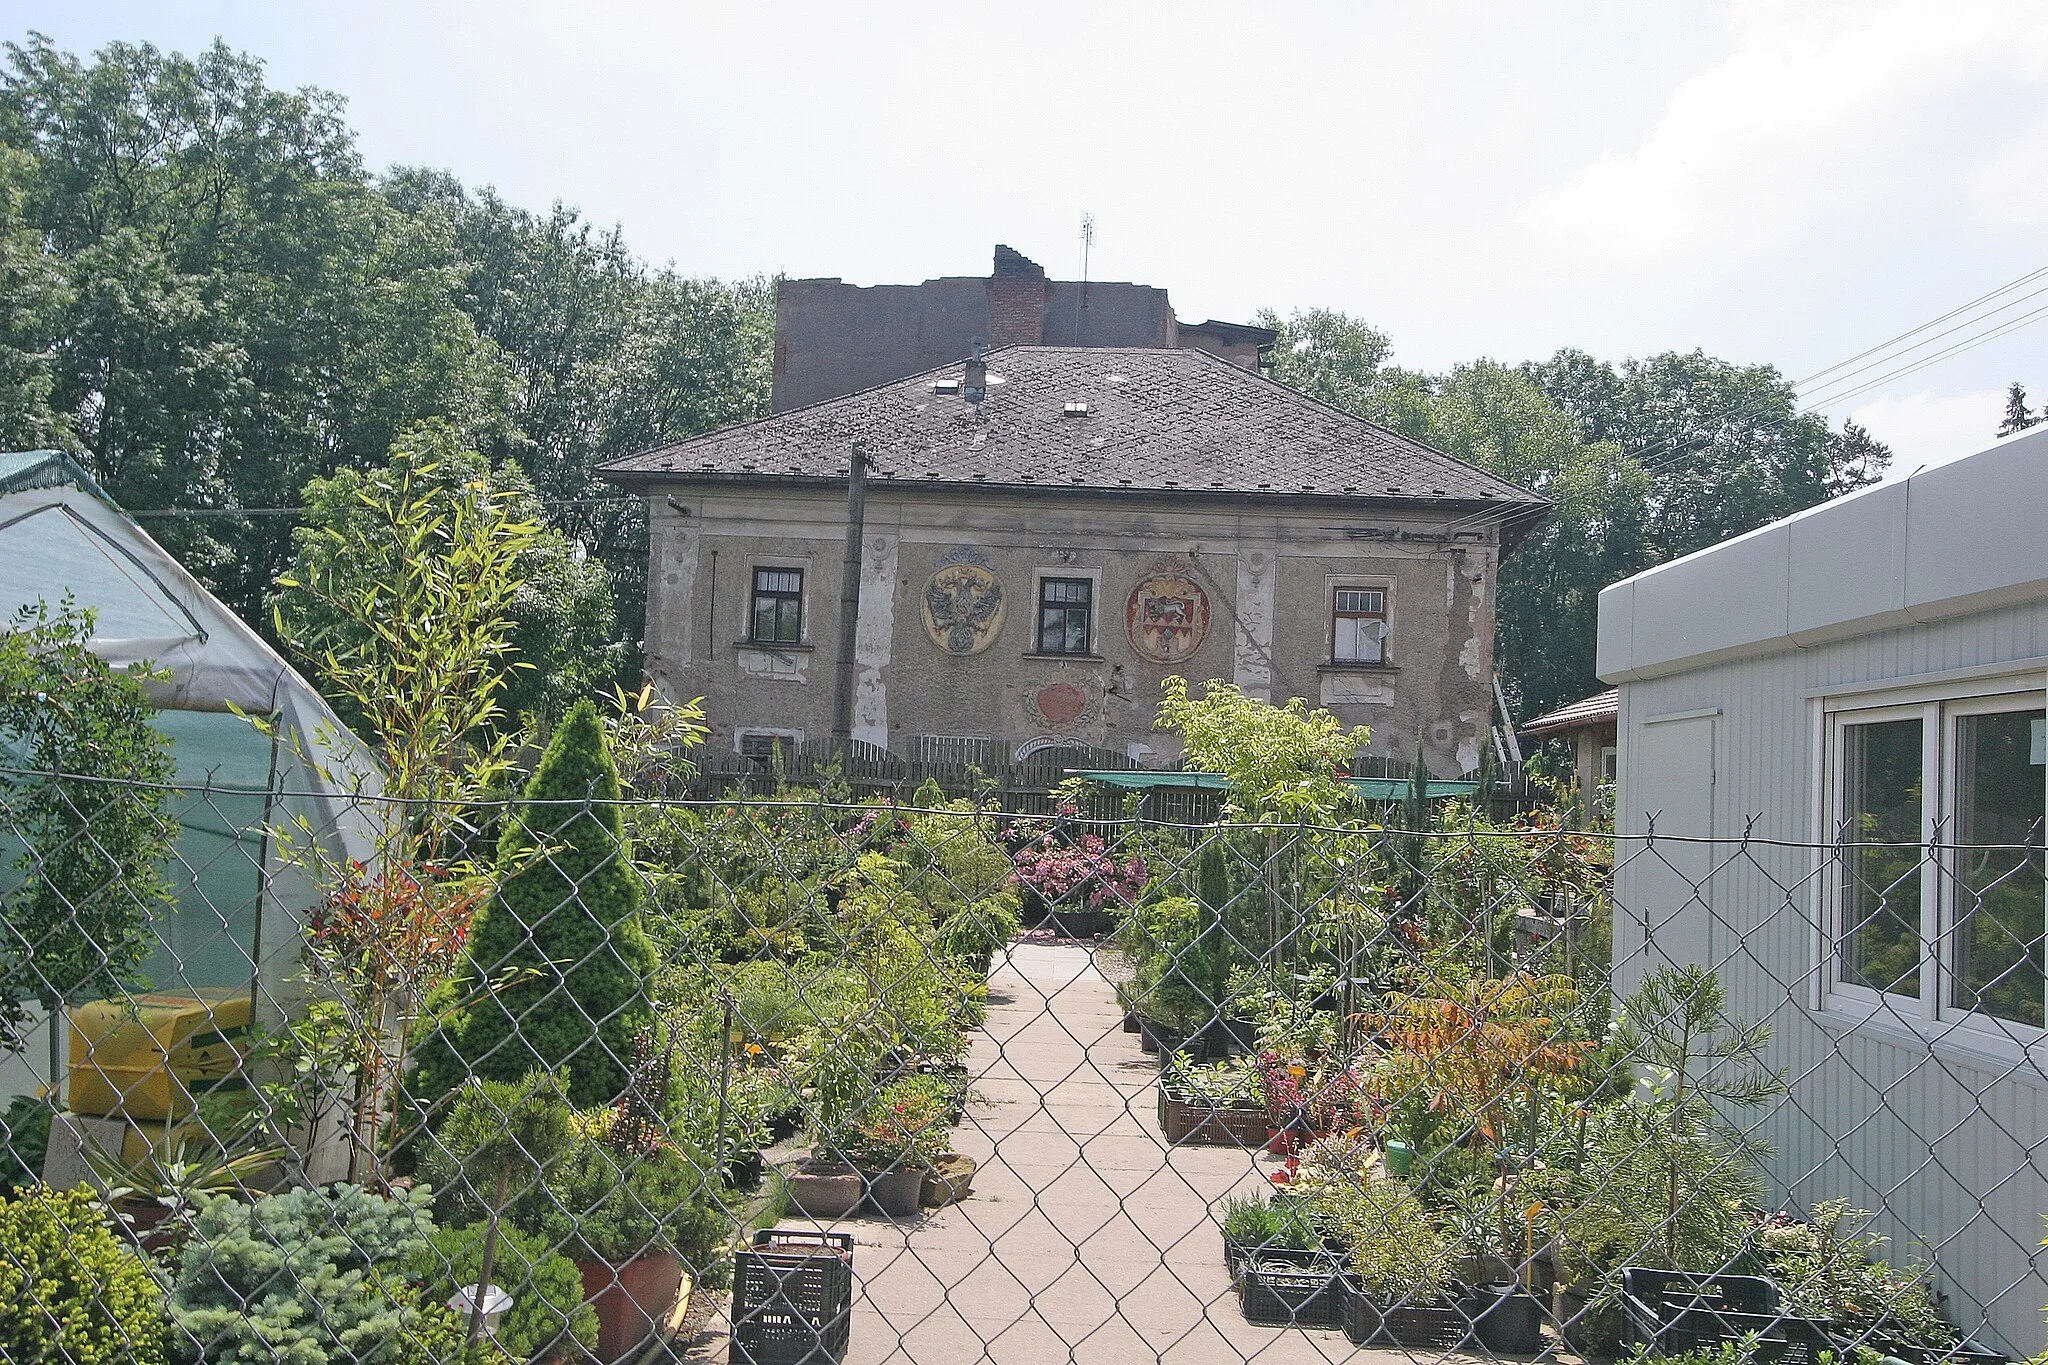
[
  {"x1": 417, "y1": 700, "x2": 657, "y2": 1107},
  {"x1": 1998, "y1": 381, "x2": 2039, "y2": 438}
]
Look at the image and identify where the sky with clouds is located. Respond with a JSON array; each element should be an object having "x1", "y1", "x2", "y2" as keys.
[{"x1": 9, "y1": 0, "x2": 2047, "y2": 477}]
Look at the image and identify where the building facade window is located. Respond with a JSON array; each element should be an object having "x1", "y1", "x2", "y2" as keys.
[
  {"x1": 736, "y1": 728, "x2": 803, "y2": 766},
  {"x1": 750, "y1": 567, "x2": 803, "y2": 644},
  {"x1": 1037, "y1": 577, "x2": 1094, "y2": 655},
  {"x1": 1331, "y1": 586, "x2": 1388, "y2": 664},
  {"x1": 1828, "y1": 687, "x2": 2047, "y2": 1032}
]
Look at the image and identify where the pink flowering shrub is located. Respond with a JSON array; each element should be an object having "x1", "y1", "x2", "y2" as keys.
[{"x1": 1009, "y1": 828, "x2": 1149, "y2": 910}]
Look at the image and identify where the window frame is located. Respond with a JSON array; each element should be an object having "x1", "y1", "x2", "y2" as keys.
[
  {"x1": 1821, "y1": 682, "x2": 2048, "y2": 1045},
  {"x1": 1329, "y1": 582, "x2": 1391, "y2": 667},
  {"x1": 734, "y1": 727, "x2": 804, "y2": 766},
  {"x1": 1034, "y1": 574, "x2": 1096, "y2": 657},
  {"x1": 749, "y1": 566, "x2": 805, "y2": 646}
]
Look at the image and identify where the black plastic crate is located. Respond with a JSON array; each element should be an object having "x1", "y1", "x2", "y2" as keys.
[
  {"x1": 732, "y1": 1229, "x2": 855, "y2": 1365},
  {"x1": 1239, "y1": 1253, "x2": 1348, "y2": 1329},
  {"x1": 1342, "y1": 1285, "x2": 1473, "y2": 1349},
  {"x1": 1622, "y1": 1268, "x2": 1830, "y2": 1365}
]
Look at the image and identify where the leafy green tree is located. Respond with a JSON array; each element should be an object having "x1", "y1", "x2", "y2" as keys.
[
  {"x1": 275, "y1": 420, "x2": 619, "y2": 726},
  {"x1": 270, "y1": 422, "x2": 548, "y2": 1180},
  {"x1": 1523, "y1": 347, "x2": 1888, "y2": 559},
  {"x1": 1569, "y1": 966, "x2": 1786, "y2": 1272},
  {"x1": 1259, "y1": 316, "x2": 1892, "y2": 720},
  {"x1": 0, "y1": 599, "x2": 177, "y2": 1070},
  {"x1": 1154, "y1": 676, "x2": 1365, "y2": 822},
  {"x1": 411, "y1": 1219, "x2": 598, "y2": 1362},
  {"x1": 1257, "y1": 306, "x2": 1434, "y2": 435},
  {"x1": 425, "y1": 1071, "x2": 577, "y2": 1349},
  {"x1": 0, "y1": 146, "x2": 67, "y2": 449},
  {"x1": 381, "y1": 167, "x2": 773, "y2": 660},
  {"x1": 416, "y1": 700, "x2": 658, "y2": 1108},
  {"x1": 0, "y1": 34, "x2": 515, "y2": 617},
  {"x1": 1410, "y1": 361, "x2": 1651, "y2": 719}
]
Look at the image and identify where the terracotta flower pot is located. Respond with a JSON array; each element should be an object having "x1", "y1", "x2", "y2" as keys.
[
  {"x1": 787, "y1": 1161, "x2": 865, "y2": 1219},
  {"x1": 577, "y1": 1249, "x2": 683, "y2": 1364}
]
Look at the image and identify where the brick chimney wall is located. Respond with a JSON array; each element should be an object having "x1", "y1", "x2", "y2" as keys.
[{"x1": 986, "y1": 244, "x2": 1048, "y2": 347}]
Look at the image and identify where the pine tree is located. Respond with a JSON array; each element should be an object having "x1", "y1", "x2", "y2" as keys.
[
  {"x1": 417, "y1": 701, "x2": 657, "y2": 1107},
  {"x1": 1997, "y1": 381, "x2": 2039, "y2": 438}
]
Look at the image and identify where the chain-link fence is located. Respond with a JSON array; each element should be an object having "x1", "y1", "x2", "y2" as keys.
[{"x1": 2, "y1": 768, "x2": 2044, "y2": 1365}]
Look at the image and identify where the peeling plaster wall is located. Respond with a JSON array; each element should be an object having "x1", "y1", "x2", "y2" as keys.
[
  {"x1": 851, "y1": 532, "x2": 899, "y2": 748},
  {"x1": 637, "y1": 485, "x2": 1506, "y2": 776}
]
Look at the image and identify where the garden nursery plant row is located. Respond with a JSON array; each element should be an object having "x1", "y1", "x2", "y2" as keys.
[
  {"x1": 0, "y1": 682, "x2": 1023, "y2": 1365},
  {"x1": 1103, "y1": 814, "x2": 2014, "y2": 1364},
  {"x1": 0, "y1": 616, "x2": 2037, "y2": 1365}
]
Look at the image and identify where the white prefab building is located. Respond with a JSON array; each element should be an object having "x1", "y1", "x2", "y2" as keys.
[{"x1": 1599, "y1": 431, "x2": 2048, "y2": 1354}]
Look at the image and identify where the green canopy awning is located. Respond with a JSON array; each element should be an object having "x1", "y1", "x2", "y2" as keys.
[
  {"x1": 1073, "y1": 770, "x2": 1478, "y2": 800},
  {"x1": 1071, "y1": 770, "x2": 1230, "y2": 790},
  {"x1": 1347, "y1": 777, "x2": 1480, "y2": 800}
]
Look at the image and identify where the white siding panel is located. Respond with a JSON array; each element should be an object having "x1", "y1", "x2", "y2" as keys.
[{"x1": 1614, "y1": 595, "x2": 2048, "y2": 1355}]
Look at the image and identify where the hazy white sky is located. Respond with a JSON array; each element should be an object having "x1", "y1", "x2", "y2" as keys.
[{"x1": 9, "y1": 0, "x2": 2048, "y2": 475}]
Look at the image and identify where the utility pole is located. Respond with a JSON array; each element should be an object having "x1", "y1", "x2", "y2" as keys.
[{"x1": 830, "y1": 442, "x2": 868, "y2": 748}]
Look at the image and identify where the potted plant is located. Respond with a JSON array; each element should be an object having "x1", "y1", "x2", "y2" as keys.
[
  {"x1": 409, "y1": 1220, "x2": 600, "y2": 1364},
  {"x1": 1159, "y1": 1055, "x2": 1270, "y2": 1146},
  {"x1": 840, "y1": 1075, "x2": 952, "y2": 1218},
  {"x1": 1322, "y1": 1175, "x2": 1471, "y2": 1348},
  {"x1": 1219, "y1": 1193, "x2": 1324, "y2": 1281},
  {"x1": 166, "y1": 1183, "x2": 468, "y2": 1363},
  {"x1": 1759, "y1": 1201, "x2": 1968, "y2": 1362},
  {"x1": 541, "y1": 1135, "x2": 723, "y2": 1363}
]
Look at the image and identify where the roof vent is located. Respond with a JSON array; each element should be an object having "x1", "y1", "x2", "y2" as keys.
[
  {"x1": 1062, "y1": 401, "x2": 1091, "y2": 418},
  {"x1": 932, "y1": 378, "x2": 961, "y2": 394}
]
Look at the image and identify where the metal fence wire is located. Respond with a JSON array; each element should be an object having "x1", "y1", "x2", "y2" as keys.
[{"x1": 1, "y1": 776, "x2": 2045, "y2": 1365}]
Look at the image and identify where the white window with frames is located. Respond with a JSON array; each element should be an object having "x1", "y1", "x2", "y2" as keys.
[
  {"x1": 1826, "y1": 685, "x2": 2047, "y2": 1038},
  {"x1": 1331, "y1": 586, "x2": 1388, "y2": 665}
]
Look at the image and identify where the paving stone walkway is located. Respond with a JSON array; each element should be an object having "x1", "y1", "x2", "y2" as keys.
[{"x1": 823, "y1": 940, "x2": 1385, "y2": 1364}]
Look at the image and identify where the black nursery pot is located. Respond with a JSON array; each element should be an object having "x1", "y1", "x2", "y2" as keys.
[
  {"x1": 724, "y1": 1150, "x2": 766, "y2": 1191},
  {"x1": 1469, "y1": 1286, "x2": 1545, "y2": 1354},
  {"x1": 1136, "y1": 1016, "x2": 1184, "y2": 1057}
]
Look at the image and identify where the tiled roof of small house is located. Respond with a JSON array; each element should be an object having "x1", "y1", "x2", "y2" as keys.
[
  {"x1": 1519, "y1": 689, "x2": 1619, "y2": 737},
  {"x1": 599, "y1": 345, "x2": 1547, "y2": 513}
]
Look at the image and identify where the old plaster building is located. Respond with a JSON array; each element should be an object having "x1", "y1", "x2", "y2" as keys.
[{"x1": 601, "y1": 343, "x2": 1548, "y2": 780}]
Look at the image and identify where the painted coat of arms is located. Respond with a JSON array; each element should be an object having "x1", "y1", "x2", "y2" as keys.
[
  {"x1": 922, "y1": 547, "x2": 1005, "y2": 655},
  {"x1": 1126, "y1": 571, "x2": 1210, "y2": 664}
]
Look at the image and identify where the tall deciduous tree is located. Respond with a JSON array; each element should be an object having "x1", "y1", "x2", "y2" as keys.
[
  {"x1": 381, "y1": 168, "x2": 773, "y2": 657},
  {"x1": 0, "y1": 35, "x2": 516, "y2": 619},
  {"x1": 1254, "y1": 311, "x2": 1890, "y2": 721}
]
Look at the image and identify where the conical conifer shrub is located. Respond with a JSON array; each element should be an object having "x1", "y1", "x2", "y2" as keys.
[{"x1": 418, "y1": 700, "x2": 656, "y2": 1107}]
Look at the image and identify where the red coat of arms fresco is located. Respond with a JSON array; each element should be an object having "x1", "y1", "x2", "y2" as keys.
[{"x1": 1125, "y1": 573, "x2": 1210, "y2": 665}]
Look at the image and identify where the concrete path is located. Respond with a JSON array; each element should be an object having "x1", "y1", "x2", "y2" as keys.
[{"x1": 823, "y1": 941, "x2": 1387, "y2": 1364}]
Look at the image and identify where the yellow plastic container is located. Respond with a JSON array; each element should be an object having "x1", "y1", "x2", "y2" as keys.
[
  {"x1": 68, "y1": 989, "x2": 252, "y2": 1121},
  {"x1": 117, "y1": 1117, "x2": 210, "y2": 1165}
]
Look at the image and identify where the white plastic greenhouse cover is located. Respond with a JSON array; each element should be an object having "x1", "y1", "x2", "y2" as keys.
[{"x1": 0, "y1": 451, "x2": 384, "y2": 1073}]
